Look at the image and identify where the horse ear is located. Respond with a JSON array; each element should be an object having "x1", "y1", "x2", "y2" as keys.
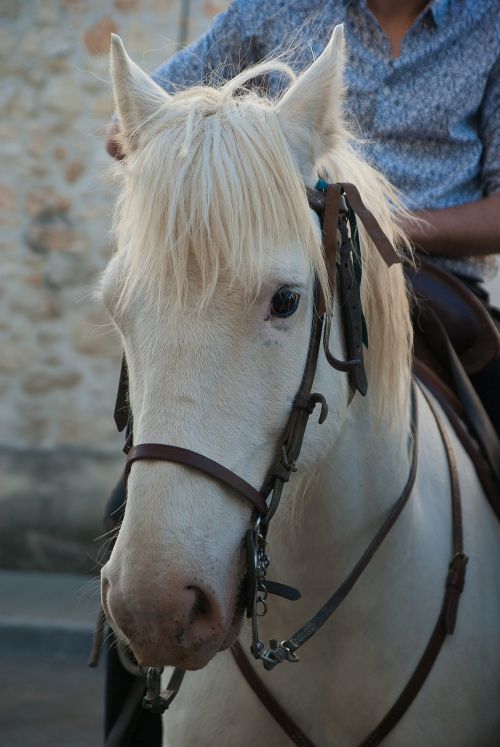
[
  {"x1": 277, "y1": 24, "x2": 346, "y2": 177},
  {"x1": 109, "y1": 34, "x2": 169, "y2": 150}
]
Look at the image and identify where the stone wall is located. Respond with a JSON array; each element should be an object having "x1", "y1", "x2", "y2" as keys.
[{"x1": 0, "y1": 0, "x2": 228, "y2": 572}]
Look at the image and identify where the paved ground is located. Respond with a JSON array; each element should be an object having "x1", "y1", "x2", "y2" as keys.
[{"x1": 0, "y1": 571, "x2": 105, "y2": 747}]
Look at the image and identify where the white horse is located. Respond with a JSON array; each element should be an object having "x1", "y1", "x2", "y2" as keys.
[{"x1": 100, "y1": 27, "x2": 500, "y2": 747}]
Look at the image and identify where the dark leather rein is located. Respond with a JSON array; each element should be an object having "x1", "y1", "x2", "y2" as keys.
[{"x1": 102, "y1": 182, "x2": 467, "y2": 747}]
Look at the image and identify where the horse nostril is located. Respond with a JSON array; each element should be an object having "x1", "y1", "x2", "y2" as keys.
[{"x1": 186, "y1": 585, "x2": 211, "y2": 622}]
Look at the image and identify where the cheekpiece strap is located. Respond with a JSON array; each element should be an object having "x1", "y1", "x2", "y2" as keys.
[{"x1": 317, "y1": 183, "x2": 340, "y2": 318}]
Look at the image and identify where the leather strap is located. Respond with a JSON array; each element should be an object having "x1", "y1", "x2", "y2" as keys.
[
  {"x1": 409, "y1": 255, "x2": 500, "y2": 374},
  {"x1": 335, "y1": 213, "x2": 368, "y2": 394},
  {"x1": 231, "y1": 641, "x2": 315, "y2": 747},
  {"x1": 415, "y1": 305, "x2": 500, "y2": 484},
  {"x1": 276, "y1": 383, "x2": 418, "y2": 659},
  {"x1": 261, "y1": 281, "x2": 327, "y2": 514},
  {"x1": 360, "y1": 385, "x2": 466, "y2": 746},
  {"x1": 104, "y1": 678, "x2": 148, "y2": 747},
  {"x1": 125, "y1": 444, "x2": 269, "y2": 515},
  {"x1": 305, "y1": 183, "x2": 400, "y2": 269},
  {"x1": 340, "y1": 183, "x2": 400, "y2": 267},
  {"x1": 416, "y1": 361, "x2": 500, "y2": 519},
  {"x1": 232, "y1": 382, "x2": 467, "y2": 747},
  {"x1": 317, "y1": 183, "x2": 340, "y2": 317}
]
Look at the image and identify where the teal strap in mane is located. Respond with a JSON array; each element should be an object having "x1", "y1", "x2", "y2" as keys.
[{"x1": 315, "y1": 178, "x2": 330, "y2": 192}]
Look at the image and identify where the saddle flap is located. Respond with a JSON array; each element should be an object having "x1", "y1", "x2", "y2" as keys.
[{"x1": 408, "y1": 257, "x2": 500, "y2": 375}]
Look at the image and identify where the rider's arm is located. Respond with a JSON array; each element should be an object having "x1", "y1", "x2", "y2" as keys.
[
  {"x1": 106, "y1": 2, "x2": 252, "y2": 159},
  {"x1": 409, "y1": 195, "x2": 500, "y2": 258},
  {"x1": 408, "y1": 54, "x2": 500, "y2": 258}
]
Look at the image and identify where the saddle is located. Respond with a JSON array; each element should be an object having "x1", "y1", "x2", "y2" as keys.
[
  {"x1": 407, "y1": 256, "x2": 500, "y2": 515},
  {"x1": 409, "y1": 255, "x2": 500, "y2": 375}
]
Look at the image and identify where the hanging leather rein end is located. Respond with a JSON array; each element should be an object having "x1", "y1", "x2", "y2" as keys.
[
  {"x1": 306, "y1": 181, "x2": 402, "y2": 269},
  {"x1": 341, "y1": 182, "x2": 401, "y2": 268},
  {"x1": 335, "y1": 196, "x2": 368, "y2": 395}
]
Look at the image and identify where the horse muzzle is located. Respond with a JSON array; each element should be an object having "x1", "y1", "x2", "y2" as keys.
[{"x1": 101, "y1": 567, "x2": 233, "y2": 670}]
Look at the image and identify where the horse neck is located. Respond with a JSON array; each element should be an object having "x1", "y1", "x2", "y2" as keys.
[{"x1": 270, "y1": 384, "x2": 414, "y2": 602}]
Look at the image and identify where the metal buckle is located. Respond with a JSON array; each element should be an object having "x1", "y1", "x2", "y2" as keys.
[
  {"x1": 142, "y1": 666, "x2": 184, "y2": 714},
  {"x1": 247, "y1": 517, "x2": 272, "y2": 660},
  {"x1": 142, "y1": 667, "x2": 168, "y2": 714},
  {"x1": 247, "y1": 516, "x2": 301, "y2": 671},
  {"x1": 261, "y1": 640, "x2": 300, "y2": 671}
]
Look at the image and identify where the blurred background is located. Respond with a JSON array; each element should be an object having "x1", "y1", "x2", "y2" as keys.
[
  {"x1": 1, "y1": 2, "x2": 499, "y2": 744},
  {"x1": 1, "y1": 0, "x2": 230, "y2": 576},
  {"x1": 0, "y1": 2, "x2": 228, "y2": 744}
]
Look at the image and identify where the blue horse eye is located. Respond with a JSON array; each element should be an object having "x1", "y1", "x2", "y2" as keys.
[{"x1": 270, "y1": 287, "x2": 300, "y2": 318}]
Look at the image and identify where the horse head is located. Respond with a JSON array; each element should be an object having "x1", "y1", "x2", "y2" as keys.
[{"x1": 100, "y1": 27, "x2": 411, "y2": 671}]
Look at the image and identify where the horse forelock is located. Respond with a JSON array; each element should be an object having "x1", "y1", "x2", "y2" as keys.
[
  {"x1": 110, "y1": 59, "x2": 413, "y2": 417},
  {"x1": 111, "y1": 68, "x2": 327, "y2": 308}
]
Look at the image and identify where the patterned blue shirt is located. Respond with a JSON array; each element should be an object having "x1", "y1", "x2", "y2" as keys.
[{"x1": 153, "y1": 0, "x2": 500, "y2": 280}]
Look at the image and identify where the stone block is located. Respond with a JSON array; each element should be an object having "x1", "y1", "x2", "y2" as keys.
[
  {"x1": 22, "y1": 370, "x2": 82, "y2": 395},
  {"x1": 0, "y1": 0, "x2": 21, "y2": 20},
  {"x1": 65, "y1": 160, "x2": 85, "y2": 183},
  {"x1": 0, "y1": 184, "x2": 16, "y2": 211},
  {"x1": 126, "y1": 21, "x2": 153, "y2": 53},
  {"x1": 0, "y1": 343, "x2": 35, "y2": 373},
  {"x1": 44, "y1": 76, "x2": 83, "y2": 116},
  {"x1": 84, "y1": 15, "x2": 118, "y2": 55},
  {"x1": 114, "y1": 0, "x2": 140, "y2": 12}
]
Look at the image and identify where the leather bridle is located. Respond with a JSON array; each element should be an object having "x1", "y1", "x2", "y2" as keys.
[
  {"x1": 117, "y1": 181, "x2": 400, "y2": 667},
  {"x1": 102, "y1": 182, "x2": 467, "y2": 747}
]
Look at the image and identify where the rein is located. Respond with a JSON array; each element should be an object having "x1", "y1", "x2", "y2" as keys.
[
  {"x1": 231, "y1": 383, "x2": 467, "y2": 747},
  {"x1": 99, "y1": 182, "x2": 468, "y2": 746}
]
